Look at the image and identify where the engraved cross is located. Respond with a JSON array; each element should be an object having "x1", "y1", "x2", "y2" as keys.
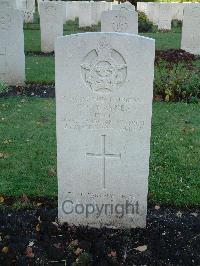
[{"x1": 86, "y1": 135, "x2": 121, "y2": 189}]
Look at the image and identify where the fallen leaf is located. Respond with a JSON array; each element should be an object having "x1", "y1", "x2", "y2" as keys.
[
  {"x1": 21, "y1": 194, "x2": 29, "y2": 203},
  {"x1": 191, "y1": 212, "x2": 198, "y2": 217},
  {"x1": 176, "y1": 211, "x2": 182, "y2": 218},
  {"x1": 26, "y1": 246, "x2": 34, "y2": 258},
  {"x1": 36, "y1": 223, "x2": 40, "y2": 232},
  {"x1": 70, "y1": 239, "x2": 78, "y2": 247},
  {"x1": 75, "y1": 247, "x2": 83, "y2": 256},
  {"x1": 48, "y1": 168, "x2": 56, "y2": 177},
  {"x1": 108, "y1": 250, "x2": 117, "y2": 257},
  {"x1": 134, "y1": 245, "x2": 147, "y2": 252},
  {"x1": 155, "y1": 205, "x2": 160, "y2": 210},
  {"x1": 0, "y1": 196, "x2": 5, "y2": 203},
  {"x1": 2, "y1": 247, "x2": 9, "y2": 254},
  {"x1": 28, "y1": 241, "x2": 34, "y2": 247},
  {"x1": 3, "y1": 139, "x2": 12, "y2": 145}
]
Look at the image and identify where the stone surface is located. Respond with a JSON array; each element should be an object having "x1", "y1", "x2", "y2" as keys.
[
  {"x1": 171, "y1": 3, "x2": 184, "y2": 21},
  {"x1": 101, "y1": 9, "x2": 138, "y2": 34},
  {"x1": 158, "y1": 3, "x2": 172, "y2": 30},
  {"x1": 79, "y1": 2, "x2": 92, "y2": 27},
  {"x1": 181, "y1": 4, "x2": 200, "y2": 55},
  {"x1": 91, "y1": 1, "x2": 101, "y2": 25},
  {"x1": 146, "y1": 2, "x2": 155, "y2": 22},
  {"x1": 21, "y1": 0, "x2": 35, "y2": 23},
  {"x1": 112, "y1": 1, "x2": 135, "y2": 11},
  {"x1": 56, "y1": 32, "x2": 155, "y2": 228},
  {"x1": 66, "y1": 1, "x2": 79, "y2": 21},
  {"x1": 0, "y1": 8, "x2": 25, "y2": 85},
  {"x1": 0, "y1": 0, "x2": 16, "y2": 8},
  {"x1": 40, "y1": 1, "x2": 65, "y2": 53}
]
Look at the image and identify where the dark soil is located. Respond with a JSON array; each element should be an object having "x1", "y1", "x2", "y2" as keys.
[
  {"x1": 155, "y1": 49, "x2": 198, "y2": 64},
  {"x1": 0, "y1": 198, "x2": 199, "y2": 266},
  {"x1": 0, "y1": 84, "x2": 55, "y2": 98}
]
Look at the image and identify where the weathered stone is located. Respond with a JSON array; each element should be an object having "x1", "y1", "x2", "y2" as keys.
[
  {"x1": 56, "y1": 32, "x2": 155, "y2": 228},
  {"x1": 101, "y1": 9, "x2": 138, "y2": 34},
  {"x1": 0, "y1": 7, "x2": 25, "y2": 85}
]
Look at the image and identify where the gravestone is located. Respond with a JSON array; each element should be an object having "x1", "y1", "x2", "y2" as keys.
[
  {"x1": 153, "y1": 3, "x2": 160, "y2": 25},
  {"x1": 66, "y1": 1, "x2": 80, "y2": 22},
  {"x1": 101, "y1": 9, "x2": 138, "y2": 34},
  {"x1": 40, "y1": 1, "x2": 65, "y2": 53},
  {"x1": 79, "y1": 2, "x2": 92, "y2": 27},
  {"x1": 0, "y1": 0, "x2": 16, "y2": 8},
  {"x1": 112, "y1": 1, "x2": 135, "y2": 11},
  {"x1": 158, "y1": 3, "x2": 172, "y2": 30},
  {"x1": 171, "y1": 3, "x2": 184, "y2": 21},
  {"x1": 56, "y1": 32, "x2": 155, "y2": 228},
  {"x1": 181, "y1": 4, "x2": 200, "y2": 55},
  {"x1": 0, "y1": 8, "x2": 25, "y2": 85},
  {"x1": 146, "y1": 2, "x2": 155, "y2": 22},
  {"x1": 91, "y1": 1, "x2": 102, "y2": 25},
  {"x1": 21, "y1": 0, "x2": 35, "y2": 23}
]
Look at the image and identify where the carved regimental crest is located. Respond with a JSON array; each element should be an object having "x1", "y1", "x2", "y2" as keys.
[
  {"x1": 81, "y1": 38, "x2": 127, "y2": 93},
  {"x1": 0, "y1": 14, "x2": 11, "y2": 31},
  {"x1": 46, "y1": 5, "x2": 56, "y2": 16},
  {"x1": 112, "y1": 15, "x2": 128, "y2": 32}
]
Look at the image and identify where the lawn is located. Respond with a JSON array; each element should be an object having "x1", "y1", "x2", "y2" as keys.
[
  {"x1": 0, "y1": 98, "x2": 199, "y2": 206},
  {"x1": 24, "y1": 26, "x2": 181, "y2": 52},
  {"x1": 1, "y1": 16, "x2": 199, "y2": 208}
]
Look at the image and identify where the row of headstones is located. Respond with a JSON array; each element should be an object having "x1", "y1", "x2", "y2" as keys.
[
  {"x1": 137, "y1": 2, "x2": 200, "y2": 55},
  {"x1": 38, "y1": 1, "x2": 134, "y2": 27},
  {"x1": 137, "y1": 2, "x2": 199, "y2": 30},
  {"x1": 38, "y1": 0, "x2": 113, "y2": 26},
  {"x1": 0, "y1": 3, "x2": 198, "y2": 229},
  {"x1": 1, "y1": 2, "x2": 200, "y2": 86}
]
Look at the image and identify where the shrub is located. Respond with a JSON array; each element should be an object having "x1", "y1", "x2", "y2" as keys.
[
  {"x1": 138, "y1": 12, "x2": 154, "y2": 32},
  {"x1": 154, "y1": 60, "x2": 200, "y2": 102}
]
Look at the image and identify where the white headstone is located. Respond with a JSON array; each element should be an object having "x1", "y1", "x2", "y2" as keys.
[
  {"x1": 56, "y1": 32, "x2": 155, "y2": 228},
  {"x1": 91, "y1": 2, "x2": 102, "y2": 25},
  {"x1": 146, "y1": 2, "x2": 155, "y2": 22},
  {"x1": 78, "y1": 2, "x2": 92, "y2": 27},
  {"x1": 181, "y1": 4, "x2": 200, "y2": 55},
  {"x1": 0, "y1": 8, "x2": 25, "y2": 85},
  {"x1": 101, "y1": 9, "x2": 138, "y2": 34},
  {"x1": 40, "y1": 1, "x2": 65, "y2": 53},
  {"x1": 112, "y1": 2, "x2": 135, "y2": 11},
  {"x1": 66, "y1": 1, "x2": 77, "y2": 21},
  {"x1": 158, "y1": 3, "x2": 172, "y2": 30},
  {"x1": 21, "y1": 0, "x2": 35, "y2": 23},
  {"x1": 171, "y1": 3, "x2": 184, "y2": 21},
  {"x1": 0, "y1": 0, "x2": 16, "y2": 8}
]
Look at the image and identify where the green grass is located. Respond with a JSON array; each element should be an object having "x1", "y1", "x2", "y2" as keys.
[
  {"x1": 24, "y1": 18, "x2": 181, "y2": 52},
  {"x1": 0, "y1": 98, "x2": 199, "y2": 206},
  {"x1": 141, "y1": 31, "x2": 181, "y2": 50},
  {"x1": 26, "y1": 56, "x2": 55, "y2": 84}
]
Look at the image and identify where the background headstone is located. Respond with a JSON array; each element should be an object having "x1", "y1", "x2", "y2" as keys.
[
  {"x1": 21, "y1": 0, "x2": 35, "y2": 23},
  {"x1": 101, "y1": 9, "x2": 138, "y2": 34},
  {"x1": 158, "y1": 3, "x2": 172, "y2": 30},
  {"x1": 0, "y1": 8, "x2": 25, "y2": 85},
  {"x1": 0, "y1": 0, "x2": 16, "y2": 8},
  {"x1": 112, "y1": 1, "x2": 135, "y2": 11},
  {"x1": 66, "y1": 1, "x2": 79, "y2": 21},
  {"x1": 40, "y1": 1, "x2": 65, "y2": 53},
  {"x1": 79, "y1": 2, "x2": 92, "y2": 27},
  {"x1": 56, "y1": 32, "x2": 155, "y2": 228},
  {"x1": 181, "y1": 4, "x2": 200, "y2": 55}
]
